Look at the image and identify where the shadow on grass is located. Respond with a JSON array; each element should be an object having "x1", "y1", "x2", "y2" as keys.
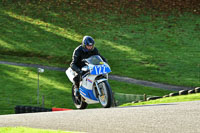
[
  {"x1": 0, "y1": 9, "x2": 79, "y2": 65},
  {"x1": 0, "y1": 64, "x2": 75, "y2": 115}
]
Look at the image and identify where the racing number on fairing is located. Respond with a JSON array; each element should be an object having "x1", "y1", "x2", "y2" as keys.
[
  {"x1": 94, "y1": 65, "x2": 106, "y2": 75},
  {"x1": 103, "y1": 65, "x2": 106, "y2": 73}
]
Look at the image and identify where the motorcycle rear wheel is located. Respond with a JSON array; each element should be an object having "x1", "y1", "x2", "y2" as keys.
[
  {"x1": 97, "y1": 81, "x2": 113, "y2": 108},
  {"x1": 72, "y1": 86, "x2": 88, "y2": 109}
]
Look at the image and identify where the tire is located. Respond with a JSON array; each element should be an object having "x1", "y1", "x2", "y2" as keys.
[
  {"x1": 72, "y1": 85, "x2": 88, "y2": 109},
  {"x1": 97, "y1": 81, "x2": 113, "y2": 108},
  {"x1": 147, "y1": 96, "x2": 162, "y2": 101}
]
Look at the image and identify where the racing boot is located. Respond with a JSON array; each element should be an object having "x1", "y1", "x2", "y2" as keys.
[{"x1": 73, "y1": 73, "x2": 81, "y2": 97}]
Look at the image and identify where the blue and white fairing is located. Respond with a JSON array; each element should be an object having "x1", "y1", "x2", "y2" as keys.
[{"x1": 79, "y1": 86, "x2": 98, "y2": 101}]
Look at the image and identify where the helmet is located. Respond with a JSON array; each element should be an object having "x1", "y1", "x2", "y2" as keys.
[{"x1": 82, "y1": 36, "x2": 95, "y2": 51}]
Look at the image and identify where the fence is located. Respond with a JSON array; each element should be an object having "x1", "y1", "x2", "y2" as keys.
[{"x1": 113, "y1": 92, "x2": 156, "y2": 106}]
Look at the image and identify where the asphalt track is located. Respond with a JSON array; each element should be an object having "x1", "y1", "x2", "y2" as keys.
[{"x1": 0, "y1": 101, "x2": 200, "y2": 133}]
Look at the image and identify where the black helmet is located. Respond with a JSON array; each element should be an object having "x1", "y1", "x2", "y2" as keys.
[{"x1": 82, "y1": 36, "x2": 95, "y2": 51}]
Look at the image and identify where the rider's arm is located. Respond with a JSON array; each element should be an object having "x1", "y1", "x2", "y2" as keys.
[{"x1": 70, "y1": 48, "x2": 81, "y2": 73}]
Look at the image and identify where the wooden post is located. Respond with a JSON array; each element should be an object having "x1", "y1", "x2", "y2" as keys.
[{"x1": 144, "y1": 94, "x2": 147, "y2": 101}]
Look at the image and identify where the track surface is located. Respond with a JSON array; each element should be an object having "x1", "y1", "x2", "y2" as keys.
[{"x1": 0, "y1": 101, "x2": 200, "y2": 133}]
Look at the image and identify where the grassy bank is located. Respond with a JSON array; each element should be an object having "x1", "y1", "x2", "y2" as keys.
[
  {"x1": 0, "y1": 64, "x2": 173, "y2": 115},
  {"x1": 0, "y1": 1, "x2": 199, "y2": 87}
]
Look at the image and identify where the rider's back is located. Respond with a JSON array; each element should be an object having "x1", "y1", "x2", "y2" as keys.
[{"x1": 70, "y1": 45, "x2": 104, "y2": 73}]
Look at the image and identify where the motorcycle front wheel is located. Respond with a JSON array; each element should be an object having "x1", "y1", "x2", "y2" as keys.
[
  {"x1": 72, "y1": 85, "x2": 88, "y2": 109},
  {"x1": 97, "y1": 81, "x2": 113, "y2": 108}
]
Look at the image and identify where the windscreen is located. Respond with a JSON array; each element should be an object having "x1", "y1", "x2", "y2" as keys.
[{"x1": 85, "y1": 55, "x2": 104, "y2": 65}]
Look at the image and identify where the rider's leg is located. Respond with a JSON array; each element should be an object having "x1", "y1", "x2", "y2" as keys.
[{"x1": 73, "y1": 74, "x2": 81, "y2": 96}]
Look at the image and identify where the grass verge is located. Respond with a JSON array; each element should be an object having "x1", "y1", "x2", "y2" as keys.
[
  {"x1": 120, "y1": 93, "x2": 200, "y2": 107},
  {"x1": 0, "y1": 127, "x2": 75, "y2": 133}
]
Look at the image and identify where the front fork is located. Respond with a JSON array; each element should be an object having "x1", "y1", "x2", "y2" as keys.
[
  {"x1": 95, "y1": 81, "x2": 102, "y2": 96},
  {"x1": 95, "y1": 78, "x2": 107, "y2": 97}
]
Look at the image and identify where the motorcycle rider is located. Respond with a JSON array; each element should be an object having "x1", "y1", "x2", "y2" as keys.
[{"x1": 70, "y1": 36, "x2": 107, "y2": 96}]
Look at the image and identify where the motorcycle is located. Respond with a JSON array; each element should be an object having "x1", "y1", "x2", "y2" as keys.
[{"x1": 66, "y1": 55, "x2": 113, "y2": 109}]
